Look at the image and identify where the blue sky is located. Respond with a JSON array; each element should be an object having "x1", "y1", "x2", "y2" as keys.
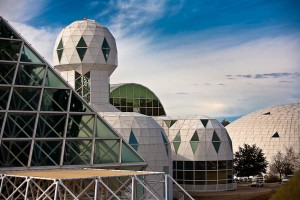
[{"x1": 1, "y1": 0, "x2": 300, "y2": 121}]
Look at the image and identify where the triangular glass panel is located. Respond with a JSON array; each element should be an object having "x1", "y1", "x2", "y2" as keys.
[
  {"x1": 212, "y1": 130, "x2": 220, "y2": 141},
  {"x1": 41, "y1": 89, "x2": 69, "y2": 111},
  {"x1": 70, "y1": 91, "x2": 93, "y2": 113},
  {"x1": 57, "y1": 38, "x2": 63, "y2": 49},
  {"x1": 272, "y1": 132, "x2": 279, "y2": 138},
  {"x1": 57, "y1": 49, "x2": 63, "y2": 62},
  {"x1": 36, "y1": 114, "x2": 66, "y2": 137},
  {"x1": 0, "y1": 141, "x2": 31, "y2": 167},
  {"x1": 0, "y1": 63, "x2": 16, "y2": 84},
  {"x1": 212, "y1": 141, "x2": 221, "y2": 153},
  {"x1": 191, "y1": 131, "x2": 199, "y2": 141},
  {"x1": 129, "y1": 130, "x2": 139, "y2": 151},
  {"x1": 200, "y1": 119, "x2": 209, "y2": 127},
  {"x1": 170, "y1": 120, "x2": 177, "y2": 127},
  {"x1": 94, "y1": 139, "x2": 119, "y2": 164},
  {"x1": 64, "y1": 140, "x2": 91, "y2": 165},
  {"x1": 44, "y1": 68, "x2": 68, "y2": 88},
  {"x1": 0, "y1": 19, "x2": 19, "y2": 39},
  {"x1": 76, "y1": 37, "x2": 87, "y2": 47},
  {"x1": 0, "y1": 86, "x2": 10, "y2": 110},
  {"x1": 20, "y1": 44, "x2": 44, "y2": 63},
  {"x1": 161, "y1": 131, "x2": 168, "y2": 144},
  {"x1": 3, "y1": 113, "x2": 36, "y2": 138},
  {"x1": 31, "y1": 140, "x2": 62, "y2": 166},
  {"x1": 101, "y1": 37, "x2": 110, "y2": 62},
  {"x1": 225, "y1": 130, "x2": 233, "y2": 151},
  {"x1": 95, "y1": 117, "x2": 119, "y2": 138},
  {"x1": 67, "y1": 114, "x2": 94, "y2": 137},
  {"x1": 121, "y1": 141, "x2": 144, "y2": 163},
  {"x1": 15, "y1": 64, "x2": 45, "y2": 86},
  {"x1": 9, "y1": 87, "x2": 41, "y2": 110},
  {"x1": 190, "y1": 142, "x2": 199, "y2": 154},
  {"x1": 0, "y1": 40, "x2": 22, "y2": 61},
  {"x1": 76, "y1": 48, "x2": 87, "y2": 61},
  {"x1": 173, "y1": 142, "x2": 181, "y2": 154},
  {"x1": 174, "y1": 131, "x2": 181, "y2": 142}
]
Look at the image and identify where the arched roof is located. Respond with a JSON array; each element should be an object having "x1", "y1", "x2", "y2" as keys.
[{"x1": 110, "y1": 83, "x2": 166, "y2": 116}]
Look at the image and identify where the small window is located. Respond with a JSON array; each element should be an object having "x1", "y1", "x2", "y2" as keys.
[{"x1": 272, "y1": 132, "x2": 279, "y2": 138}]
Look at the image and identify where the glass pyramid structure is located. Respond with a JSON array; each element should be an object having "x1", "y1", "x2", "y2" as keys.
[{"x1": 0, "y1": 17, "x2": 146, "y2": 171}]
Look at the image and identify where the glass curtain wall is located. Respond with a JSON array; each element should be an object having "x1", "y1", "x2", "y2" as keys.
[
  {"x1": 0, "y1": 18, "x2": 145, "y2": 170},
  {"x1": 110, "y1": 83, "x2": 166, "y2": 116}
]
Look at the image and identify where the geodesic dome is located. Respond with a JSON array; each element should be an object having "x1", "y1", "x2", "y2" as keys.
[
  {"x1": 155, "y1": 116, "x2": 235, "y2": 191},
  {"x1": 226, "y1": 103, "x2": 300, "y2": 165},
  {"x1": 53, "y1": 19, "x2": 117, "y2": 75}
]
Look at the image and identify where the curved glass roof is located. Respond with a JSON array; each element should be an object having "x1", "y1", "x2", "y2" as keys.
[{"x1": 110, "y1": 83, "x2": 166, "y2": 116}]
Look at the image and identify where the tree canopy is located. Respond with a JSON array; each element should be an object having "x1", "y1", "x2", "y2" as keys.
[{"x1": 233, "y1": 144, "x2": 268, "y2": 177}]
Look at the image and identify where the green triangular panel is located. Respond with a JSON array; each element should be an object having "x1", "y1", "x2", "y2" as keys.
[
  {"x1": 174, "y1": 131, "x2": 181, "y2": 142},
  {"x1": 44, "y1": 68, "x2": 68, "y2": 88},
  {"x1": 76, "y1": 48, "x2": 87, "y2": 61},
  {"x1": 76, "y1": 37, "x2": 87, "y2": 47},
  {"x1": 190, "y1": 142, "x2": 199, "y2": 154},
  {"x1": 191, "y1": 131, "x2": 199, "y2": 141},
  {"x1": 129, "y1": 130, "x2": 139, "y2": 151},
  {"x1": 57, "y1": 39, "x2": 63, "y2": 49},
  {"x1": 212, "y1": 130, "x2": 220, "y2": 141},
  {"x1": 225, "y1": 130, "x2": 233, "y2": 152},
  {"x1": 161, "y1": 131, "x2": 168, "y2": 144},
  {"x1": 0, "y1": 19, "x2": 19, "y2": 39},
  {"x1": 20, "y1": 44, "x2": 44, "y2": 64},
  {"x1": 173, "y1": 142, "x2": 180, "y2": 154},
  {"x1": 272, "y1": 132, "x2": 279, "y2": 138},
  {"x1": 170, "y1": 120, "x2": 177, "y2": 127},
  {"x1": 96, "y1": 117, "x2": 119, "y2": 138},
  {"x1": 212, "y1": 141, "x2": 221, "y2": 153},
  {"x1": 200, "y1": 119, "x2": 209, "y2": 127},
  {"x1": 57, "y1": 49, "x2": 63, "y2": 62},
  {"x1": 121, "y1": 141, "x2": 144, "y2": 163}
]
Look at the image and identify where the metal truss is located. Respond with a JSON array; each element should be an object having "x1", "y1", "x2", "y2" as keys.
[{"x1": 0, "y1": 171, "x2": 194, "y2": 200}]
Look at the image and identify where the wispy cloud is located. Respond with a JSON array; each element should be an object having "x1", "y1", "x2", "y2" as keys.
[{"x1": 227, "y1": 72, "x2": 300, "y2": 79}]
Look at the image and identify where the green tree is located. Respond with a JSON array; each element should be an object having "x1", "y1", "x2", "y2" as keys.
[
  {"x1": 233, "y1": 144, "x2": 268, "y2": 177},
  {"x1": 270, "y1": 147, "x2": 300, "y2": 180}
]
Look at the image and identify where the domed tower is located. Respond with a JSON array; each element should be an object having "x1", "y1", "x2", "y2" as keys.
[{"x1": 53, "y1": 18, "x2": 118, "y2": 111}]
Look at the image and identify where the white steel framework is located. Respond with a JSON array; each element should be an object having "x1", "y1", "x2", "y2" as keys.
[{"x1": 0, "y1": 169, "x2": 194, "y2": 200}]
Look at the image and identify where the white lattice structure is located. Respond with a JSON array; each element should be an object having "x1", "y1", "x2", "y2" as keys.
[
  {"x1": 155, "y1": 116, "x2": 235, "y2": 191},
  {"x1": 100, "y1": 112, "x2": 173, "y2": 197},
  {"x1": 226, "y1": 103, "x2": 300, "y2": 166},
  {"x1": 53, "y1": 19, "x2": 118, "y2": 112}
]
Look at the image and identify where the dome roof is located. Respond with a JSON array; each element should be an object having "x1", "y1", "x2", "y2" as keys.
[
  {"x1": 53, "y1": 19, "x2": 118, "y2": 75},
  {"x1": 226, "y1": 103, "x2": 300, "y2": 164}
]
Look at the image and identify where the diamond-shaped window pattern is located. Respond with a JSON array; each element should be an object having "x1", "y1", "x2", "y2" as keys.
[
  {"x1": 56, "y1": 39, "x2": 63, "y2": 62},
  {"x1": 102, "y1": 38, "x2": 110, "y2": 62},
  {"x1": 129, "y1": 130, "x2": 139, "y2": 151},
  {"x1": 212, "y1": 131, "x2": 221, "y2": 153},
  {"x1": 190, "y1": 131, "x2": 199, "y2": 154},
  {"x1": 0, "y1": 18, "x2": 146, "y2": 170},
  {"x1": 173, "y1": 131, "x2": 181, "y2": 154},
  {"x1": 76, "y1": 37, "x2": 87, "y2": 61},
  {"x1": 200, "y1": 119, "x2": 209, "y2": 127}
]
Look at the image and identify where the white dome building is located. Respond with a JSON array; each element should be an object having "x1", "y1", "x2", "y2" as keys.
[
  {"x1": 226, "y1": 103, "x2": 300, "y2": 165},
  {"x1": 100, "y1": 112, "x2": 172, "y2": 197},
  {"x1": 53, "y1": 19, "x2": 118, "y2": 112},
  {"x1": 155, "y1": 116, "x2": 235, "y2": 191}
]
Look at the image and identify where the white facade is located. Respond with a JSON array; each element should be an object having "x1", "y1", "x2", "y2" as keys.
[
  {"x1": 226, "y1": 103, "x2": 300, "y2": 165},
  {"x1": 53, "y1": 19, "x2": 117, "y2": 112},
  {"x1": 155, "y1": 116, "x2": 235, "y2": 191}
]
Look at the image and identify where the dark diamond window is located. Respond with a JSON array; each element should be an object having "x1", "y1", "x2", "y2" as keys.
[
  {"x1": 272, "y1": 132, "x2": 279, "y2": 138},
  {"x1": 56, "y1": 39, "x2": 64, "y2": 62},
  {"x1": 101, "y1": 38, "x2": 110, "y2": 62},
  {"x1": 76, "y1": 37, "x2": 87, "y2": 61}
]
